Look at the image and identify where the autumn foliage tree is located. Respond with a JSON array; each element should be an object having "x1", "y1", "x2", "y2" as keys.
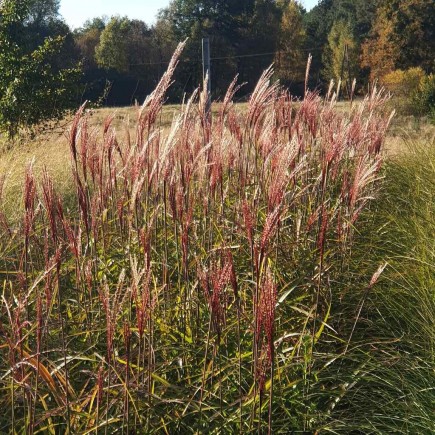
[
  {"x1": 74, "y1": 18, "x2": 107, "y2": 71},
  {"x1": 362, "y1": 0, "x2": 435, "y2": 82},
  {"x1": 361, "y1": 7, "x2": 400, "y2": 82},
  {"x1": 275, "y1": 0, "x2": 306, "y2": 87},
  {"x1": 322, "y1": 21, "x2": 358, "y2": 91}
]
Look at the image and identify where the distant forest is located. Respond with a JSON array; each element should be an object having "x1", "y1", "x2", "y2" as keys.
[{"x1": 5, "y1": 0, "x2": 435, "y2": 105}]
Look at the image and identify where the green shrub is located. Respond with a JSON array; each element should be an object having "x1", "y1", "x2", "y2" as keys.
[
  {"x1": 382, "y1": 67, "x2": 434, "y2": 118},
  {"x1": 382, "y1": 67, "x2": 425, "y2": 97},
  {"x1": 413, "y1": 73, "x2": 435, "y2": 119},
  {"x1": 0, "y1": 0, "x2": 81, "y2": 138}
]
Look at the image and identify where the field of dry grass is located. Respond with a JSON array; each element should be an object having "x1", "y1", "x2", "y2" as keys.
[{"x1": 0, "y1": 104, "x2": 179, "y2": 219}]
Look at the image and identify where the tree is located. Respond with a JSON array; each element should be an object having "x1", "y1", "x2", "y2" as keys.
[
  {"x1": 360, "y1": 7, "x2": 398, "y2": 82},
  {"x1": 275, "y1": 0, "x2": 306, "y2": 89},
  {"x1": 303, "y1": 0, "x2": 335, "y2": 81},
  {"x1": 26, "y1": 0, "x2": 60, "y2": 27},
  {"x1": 90, "y1": 16, "x2": 170, "y2": 105},
  {"x1": 95, "y1": 17, "x2": 131, "y2": 73},
  {"x1": 303, "y1": 0, "x2": 378, "y2": 87},
  {"x1": 384, "y1": 0, "x2": 434, "y2": 72},
  {"x1": 0, "y1": 0, "x2": 81, "y2": 137},
  {"x1": 74, "y1": 17, "x2": 107, "y2": 71},
  {"x1": 158, "y1": 0, "x2": 243, "y2": 94},
  {"x1": 158, "y1": 0, "x2": 281, "y2": 97},
  {"x1": 95, "y1": 17, "x2": 153, "y2": 74},
  {"x1": 362, "y1": 0, "x2": 435, "y2": 81},
  {"x1": 322, "y1": 21, "x2": 359, "y2": 91},
  {"x1": 152, "y1": 14, "x2": 178, "y2": 64}
]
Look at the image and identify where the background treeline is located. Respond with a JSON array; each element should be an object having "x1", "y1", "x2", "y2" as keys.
[
  {"x1": 74, "y1": 0, "x2": 435, "y2": 106},
  {"x1": 1, "y1": 0, "x2": 434, "y2": 112}
]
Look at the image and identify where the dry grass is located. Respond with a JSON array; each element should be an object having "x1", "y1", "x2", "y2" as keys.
[
  {"x1": 384, "y1": 114, "x2": 435, "y2": 154},
  {"x1": 0, "y1": 104, "x2": 182, "y2": 220},
  {"x1": 0, "y1": 100, "x2": 432, "y2": 219},
  {"x1": 0, "y1": 133, "x2": 73, "y2": 221}
]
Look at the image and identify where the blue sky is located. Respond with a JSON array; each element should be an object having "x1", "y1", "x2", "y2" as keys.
[{"x1": 60, "y1": 0, "x2": 318, "y2": 29}]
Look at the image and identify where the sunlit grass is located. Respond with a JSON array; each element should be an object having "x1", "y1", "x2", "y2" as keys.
[{"x1": 0, "y1": 49, "x2": 433, "y2": 433}]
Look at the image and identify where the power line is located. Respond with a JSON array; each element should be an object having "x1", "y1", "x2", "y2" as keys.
[
  {"x1": 129, "y1": 47, "x2": 323, "y2": 67},
  {"x1": 211, "y1": 47, "x2": 322, "y2": 61},
  {"x1": 129, "y1": 58, "x2": 200, "y2": 67}
]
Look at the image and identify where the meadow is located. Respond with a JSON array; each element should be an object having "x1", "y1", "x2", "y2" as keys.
[{"x1": 0, "y1": 47, "x2": 434, "y2": 434}]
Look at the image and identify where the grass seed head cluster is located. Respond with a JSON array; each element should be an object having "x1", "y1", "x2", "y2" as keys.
[{"x1": 0, "y1": 43, "x2": 394, "y2": 433}]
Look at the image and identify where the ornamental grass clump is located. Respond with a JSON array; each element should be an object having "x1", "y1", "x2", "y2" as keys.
[{"x1": 0, "y1": 43, "x2": 394, "y2": 433}]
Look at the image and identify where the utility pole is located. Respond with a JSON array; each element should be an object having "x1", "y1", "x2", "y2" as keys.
[
  {"x1": 202, "y1": 38, "x2": 211, "y2": 118},
  {"x1": 339, "y1": 43, "x2": 353, "y2": 100},
  {"x1": 345, "y1": 44, "x2": 353, "y2": 99},
  {"x1": 339, "y1": 43, "x2": 347, "y2": 101}
]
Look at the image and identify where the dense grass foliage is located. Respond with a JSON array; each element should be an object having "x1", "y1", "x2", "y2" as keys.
[
  {"x1": 315, "y1": 142, "x2": 435, "y2": 433},
  {"x1": 2, "y1": 45, "x2": 432, "y2": 434}
]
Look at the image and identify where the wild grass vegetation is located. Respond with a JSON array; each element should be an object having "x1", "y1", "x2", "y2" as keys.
[
  {"x1": 0, "y1": 46, "x2": 434, "y2": 434},
  {"x1": 327, "y1": 142, "x2": 435, "y2": 433},
  {"x1": 1, "y1": 100, "x2": 432, "y2": 222}
]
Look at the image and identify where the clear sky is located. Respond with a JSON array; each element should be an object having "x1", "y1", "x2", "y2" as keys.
[{"x1": 60, "y1": 0, "x2": 319, "y2": 29}]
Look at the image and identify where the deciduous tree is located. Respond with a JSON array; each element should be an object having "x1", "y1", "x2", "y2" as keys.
[
  {"x1": 0, "y1": 0, "x2": 81, "y2": 137},
  {"x1": 74, "y1": 17, "x2": 107, "y2": 70},
  {"x1": 322, "y1": 21, "x2": 359, "y2": 90},
  {"x1": 361, "y1": 0, "x2": 434, "y2": 81},
  {"x1": 95, "y1": 17, "x2": 153, "y2": 75},
  {"x1": 275, "y1": 0, "x2": 306, "y2": 87}
]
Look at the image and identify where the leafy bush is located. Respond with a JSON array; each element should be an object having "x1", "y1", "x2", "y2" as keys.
[
  {"x1": 0, "y1": 0, "x2": 81, "y2": 138},
  {"x1": 413, "y1": 73, "x2": 435, "y2": 119},
  {"x1": 382, "y1": 67, "x2": 425, "y2": 97},
  {"x1": 382, "y1": 67, "x2": 435, "y2": 118},
  {"x1": 381, "y1": 67, "x2": 421, "y2": 115}
]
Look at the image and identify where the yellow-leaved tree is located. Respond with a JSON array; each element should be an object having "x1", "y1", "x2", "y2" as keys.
[
  {"x1": 275, "y1": 0, "x2": 306, "y2": 89},
  {"x1": 360, "y1": 6, "x2": 398, "y2": 82},
  {"x1": 322, "y1": 21, "x2": 359, "y2": 94},
  {"x1": 361, "y1": 0, "x2": 434, "y2": 82}
]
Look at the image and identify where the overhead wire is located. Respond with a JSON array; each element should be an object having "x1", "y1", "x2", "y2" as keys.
[{"x1": 129, "y1": 47, "x2": 323, "y2": 67}]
